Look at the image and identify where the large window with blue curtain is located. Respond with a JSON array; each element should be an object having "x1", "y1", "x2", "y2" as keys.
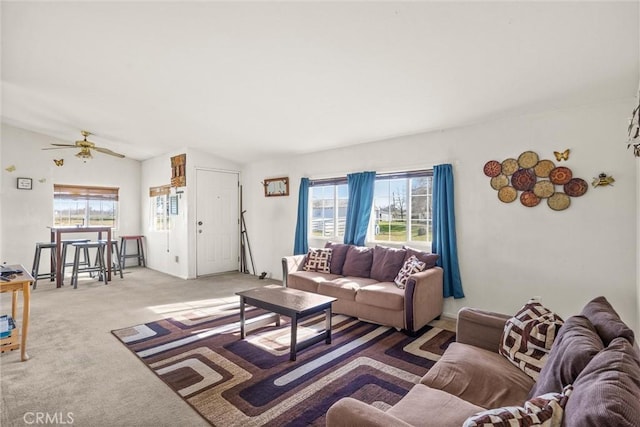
[
  {"x1": 307, "y1": 170, "x2": 433, "y2": 244},
  {"x1": 372, "y1": 170, "x2": 433, "y2": 244},
  {"x1": 308, "y1": 177, "x2": 348, "y2": 240}
]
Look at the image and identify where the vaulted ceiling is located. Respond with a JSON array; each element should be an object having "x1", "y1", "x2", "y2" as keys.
[{"x1": 2, "y1": 2, "x2": 638, "y2": 163}]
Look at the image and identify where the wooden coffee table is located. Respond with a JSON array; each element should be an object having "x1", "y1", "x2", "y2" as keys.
[{"x1": 237, "y1": 285, "x2": 336, "y2": 361}]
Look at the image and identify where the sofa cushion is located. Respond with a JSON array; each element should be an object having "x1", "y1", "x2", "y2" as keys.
[
  {"x1": 286, "y1": 271, "x2": 342, "y2": 293},
  {"x1": 580, "y1": 296, "x2": 635, "y2": 346},
  {"x1": 324, "y1": 242, "x2": 351, "y2": 275},
  {"x1": 563, "y1": 337, "x2": 640, "y2": 427},
  {"x1": 529, "y1": 315, "x2": 604, "y2": 397},
  {"x1": 403, "y1": 245, "x2": 439, "y2": 269},
  {"x1": 318, "y1": 277, "x2": 377, "y2": 301},
  {"x1": 370, "y1": 245, "x2": 406, "y2": 282},
  {"x1": 422, "y1": 342, "x2": 535, "y2": 409},
  {"x1": 303, "y1": 248, "x2": 332, "y2": 273},
  {"x1": 341, "y1": 245, "x2": 374, "y2": 277},
  {"x1": 387, "y1": 384, "x2": 484, "y2": 427},
  {"x1": 394, "y1": 255, "x2": 426, "y2": 289},
  {"x1": 463, "y1": 385, "x2": 573, "y2": 427},
  {"x1": 355, "y1": 282, "x2": 405, "y2": 311},
  {"x1": 500, "y1": 299, "x2": 564, "y2": 381}
]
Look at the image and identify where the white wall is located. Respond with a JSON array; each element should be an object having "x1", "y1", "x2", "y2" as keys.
[
  {"x1": 0, "y1": 124, "x2": 141, "y2": 269},
  {"x1": 243, "y1": 99, "x2": 638, "y2": 332},
  {"x1": 140, "y1": 147, "x2": 241, "y2": 279}
]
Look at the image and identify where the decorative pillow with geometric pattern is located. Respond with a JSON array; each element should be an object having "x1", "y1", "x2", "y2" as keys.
[
  {"x1": 303, "y1": 248, "x2": 332, "y2": 273},
  {"x1": 463, "y1": 385, "x2": 573, "y2": 427},
  {"x1": 500, "y1": 299, "x2": 564, "y2": 381},
  {"x1": 393, "y1": 255, "x2": 426, "y2": 289}
]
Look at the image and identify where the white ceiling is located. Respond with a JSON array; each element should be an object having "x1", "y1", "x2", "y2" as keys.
[{"x1": 2, "y1": 1, "x2": 639, "y2": 163}]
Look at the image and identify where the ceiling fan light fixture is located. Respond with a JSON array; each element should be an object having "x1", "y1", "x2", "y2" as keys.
[{"x1": 75, "y1": 148, "x2": 93, "y2": 161}]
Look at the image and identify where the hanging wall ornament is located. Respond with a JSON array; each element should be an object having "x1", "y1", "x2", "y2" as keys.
[
  {"x1": 592, "y1": 173, "x2": 615, "y2": 187},
  {"x1": 483, "y1": 149, "x2": 588, "y2": 210},
  {"x1": 553, "y1": 149, "x2": 570, "y2": 162}
]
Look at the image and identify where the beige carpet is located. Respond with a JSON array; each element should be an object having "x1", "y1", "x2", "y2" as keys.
[{"x1": 1, "y1": 268, "x2": 275, "y2": 427}]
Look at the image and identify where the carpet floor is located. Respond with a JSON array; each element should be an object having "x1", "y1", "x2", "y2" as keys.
[{"x1": 113, "y1": 302, "x2": 456, "y2": 427}]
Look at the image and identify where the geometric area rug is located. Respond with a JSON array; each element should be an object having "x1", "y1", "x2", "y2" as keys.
[{"x1": 112, "y1": 301, "x2": 455, "y2": 427}]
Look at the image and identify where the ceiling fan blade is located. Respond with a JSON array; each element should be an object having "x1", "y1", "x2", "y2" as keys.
[
  {"x1": 50, "y1": 143, "x2": 76, "y2": 147},
  {"x1": 42, "y1": 146, "x2": 75, "y2": 150},
  {"x1": 93, "y1": 146, "x2": 125, "y2": 158}
]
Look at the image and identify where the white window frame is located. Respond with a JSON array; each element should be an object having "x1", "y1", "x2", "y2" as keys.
[
  {"x1": 307, "y1": 170, "x2": 433, "y2": 246},
  {"x1": 308, "y1": 179, "x2": 348, "y2": 241},
  {"x1": 149, "y1": 185, "x2": 171, "y2": 231},
  {"x1": 369, "y1": 171, "x2": 433, "y2": 246},
  {"x1": 53, "y1": 184, "x2": 119, "y2": 228}
]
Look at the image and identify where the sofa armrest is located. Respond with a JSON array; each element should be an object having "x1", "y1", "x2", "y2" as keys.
[
  {"x1": 281, "y1": 255, "x2": 306, "y2": 287},
  {"x1": 405, "y1": 267, "x2": 444, "y2": 332},
  {"x1": 456, "y1": 307, "x2": 510, "y2": 353},
  {"x1": 326, "y1": 398, "x2": 413, "y2": 427}
]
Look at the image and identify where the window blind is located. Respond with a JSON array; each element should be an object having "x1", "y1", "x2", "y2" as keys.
[{"x1": 53, "y1": 184, "x2": 119, "y2": 201}]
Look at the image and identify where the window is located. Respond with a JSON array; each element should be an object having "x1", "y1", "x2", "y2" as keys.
[
  {"x1": 307, "y1": 170, "x2": 433, "y2": 244},
  {"x1": 309, "y1": 178, "x2": 348, "y2": 239},
  {"x1": 53, "y1": 184, "x2": 119, "y2": 227},
  {"x1": 149, "y1": 185, "x2": 171, "y2": 231},
  {"x1": 372, "y1": 171, "x2": 433, "y2": 243}
]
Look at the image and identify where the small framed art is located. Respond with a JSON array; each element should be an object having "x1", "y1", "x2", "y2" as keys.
[
  {"x1": 263, "y1": 177, "x2": 289, "y2": 197},
  {"x1": 17, "y1": 178, "x2": 32, "y2": 190}
]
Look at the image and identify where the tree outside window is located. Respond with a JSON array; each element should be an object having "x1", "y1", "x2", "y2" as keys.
[{"x1": 373, "y1": 175, "x2": 432, "y2": 243}]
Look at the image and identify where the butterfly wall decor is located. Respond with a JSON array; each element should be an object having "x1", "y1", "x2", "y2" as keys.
[
  {"x1": 554, "y1": 149, "x2": 570, "y2": 162},
  {"x1": 53, "y1": 159, "x2": 64, "y2": 166}
]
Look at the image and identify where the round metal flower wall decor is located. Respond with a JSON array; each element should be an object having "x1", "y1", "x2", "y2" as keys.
[{"x1": 483, "y1": 150, "x2": 588, "y2": 211}]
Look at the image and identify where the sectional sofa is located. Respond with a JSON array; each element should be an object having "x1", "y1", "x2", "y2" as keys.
[
  {"x1": 281, "y1": 242, "x2": 443, "y2": 334},
  {"x1": 326, "y1": 296, "x2": 640, "y2": 427}
]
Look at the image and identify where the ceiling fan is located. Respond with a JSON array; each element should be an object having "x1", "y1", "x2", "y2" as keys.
[{"x1": 43, "y1": 131, "x2": 125, "y2": 160}]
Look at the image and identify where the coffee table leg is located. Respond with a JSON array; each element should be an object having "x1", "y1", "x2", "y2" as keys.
[
  {"x1": 239, "y1": 296, "x2": 245, "y2": 339},
  {"x1": 325, "y1": 306, "x2": 332, "y2": 344},
  {"x1": 290, "y1": 315, "x2": 298, "y2": 361}
]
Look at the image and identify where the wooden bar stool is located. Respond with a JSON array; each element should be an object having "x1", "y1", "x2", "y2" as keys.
[
  {"x1": 70, "y1": 242, "x2": 107, "y2": 289},
  {"x1": 120, "y1": 235, "x2": 146, "y2": 269},
  {"x1": 97, "y1": 239, "x2": 123, "y2": 279},
  {"x1": 31, "y1": 242, "x2": 57, "y2": 289},
  {"x1": 60, "y1": 239, "x2": 90, "y2": 284}
]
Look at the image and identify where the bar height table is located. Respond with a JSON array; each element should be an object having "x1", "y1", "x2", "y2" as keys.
[{"x1": 49, "y1": 227, "x2": 112, "y2": 288}]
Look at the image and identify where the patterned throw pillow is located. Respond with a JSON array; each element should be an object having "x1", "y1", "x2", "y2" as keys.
[
  {"x1": 463, "y1": 385, "x2": 573, "y2": 427},
  {"x1": 500, "y1": 299, "x2": 564, "y2": 381},
  {"x1": 303, "y1": 248, "x2": 332, "y2": 273},
  {"x1": 393, "y1": 255, "x2": 426, "y2": 289}
]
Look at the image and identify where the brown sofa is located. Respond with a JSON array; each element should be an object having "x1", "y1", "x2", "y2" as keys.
[
  {"x1": 281, "y1": 243, "x2": 444, "y2": 334},
  {"x1": 326, "y1": 296, "x2": 640, "y2": 427}
]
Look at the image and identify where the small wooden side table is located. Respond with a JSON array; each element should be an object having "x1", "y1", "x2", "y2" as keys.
[{"x1": 0, "y1": 264, "x2": 33, "y2": 361}]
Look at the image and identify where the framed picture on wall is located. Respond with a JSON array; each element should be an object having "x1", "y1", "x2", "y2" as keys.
[
  {"x1": 263, "y1": 177, "x2": 289, "y2": 197},
  {"x1": 16, "y1": 177, "x2": 32, "y2": 190}
]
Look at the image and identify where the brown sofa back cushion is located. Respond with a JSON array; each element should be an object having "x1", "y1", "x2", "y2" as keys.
[
  {"x1": 563, "y1": 337, "x2": 640, "y2": 427},
  {"x1": 341, "y1": 245, "x2": 374, "y2": 277},
  {"x1": 370, "y1": 245, "x2": 406, "y2": 282},
  {"x1": 580, "y1": 296, "x2": 635, "y2": 346},
  {"x1": 403, "y1": 246, "x2": 439, "y2": 269},
  {"x1": 528, "y1": 315, "x2": 604, "y2": 398},
  {"x1": 324, "y1": 242, "x2": 351, "y2": 275}
]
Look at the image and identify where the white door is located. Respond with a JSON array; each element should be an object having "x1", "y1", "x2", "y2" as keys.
[{"x1": 196, "y1": 169, "x2": 239, "y2": 275}]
